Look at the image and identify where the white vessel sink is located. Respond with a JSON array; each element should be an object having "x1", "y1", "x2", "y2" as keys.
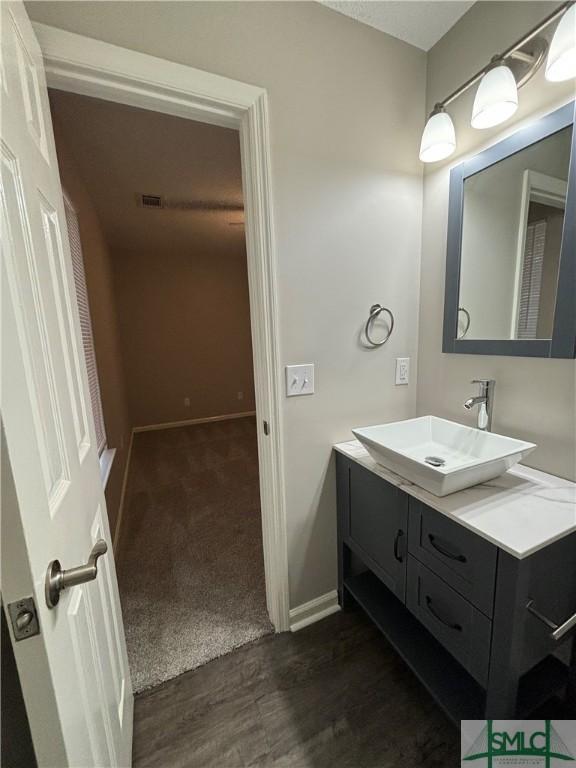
[{"x1": 352, "y1": 416, "x2": 536, "y2": 496}]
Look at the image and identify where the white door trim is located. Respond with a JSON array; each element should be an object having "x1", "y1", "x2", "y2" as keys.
[{"x1": 33, "y1": 22, "x2": 290, "y2": 632}]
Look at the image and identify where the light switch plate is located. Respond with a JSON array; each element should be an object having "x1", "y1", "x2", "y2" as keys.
[
  {"x1": 286, "y1": 364, "x2": 315, "y2": 396},
  {"x1": 395, "y1": 357, "x2": 410, "y2": 385}
]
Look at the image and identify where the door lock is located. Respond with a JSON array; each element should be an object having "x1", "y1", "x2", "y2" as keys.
[{"x1": 7, "y1": 596, "x2": 40, "y2": 641}]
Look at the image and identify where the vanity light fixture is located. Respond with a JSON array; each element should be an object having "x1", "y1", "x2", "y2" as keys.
[
  {"x1": 419, "y1": 0, "x2": 575, "y2": 162},
  {"x1": 471, "y1": 59, "x2": 518, "y2": 129},
  {"x1": 419, "y1": 106, "x2": 456, "y2": 162},
  {"x1": 546, "y1": 3, "x2": 576, "y2": 82}
]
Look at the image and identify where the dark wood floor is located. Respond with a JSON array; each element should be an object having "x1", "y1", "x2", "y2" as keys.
[{"x1": 132, "y1": 608, "x2": 460, "y2": 768}]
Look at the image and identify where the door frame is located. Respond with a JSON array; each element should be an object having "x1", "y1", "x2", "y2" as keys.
[{"x1": 32, "y1": 22, "x2": 290, "y2": 632}]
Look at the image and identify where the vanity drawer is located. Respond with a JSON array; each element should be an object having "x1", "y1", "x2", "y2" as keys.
[
  {"x1": 407, "y1": 556, "x2": 492, "y2": 686},
  {"x1": 408, "y1": 499, "x2": 497, "y2": 617}
]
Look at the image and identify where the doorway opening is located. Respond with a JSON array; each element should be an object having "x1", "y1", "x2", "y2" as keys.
[{"x1": 49, "y1": 89, "x2": 273, "y2": 691}]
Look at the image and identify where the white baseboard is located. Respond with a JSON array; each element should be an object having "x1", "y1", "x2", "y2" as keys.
[
  {"x1": 289, "y1": 590, "x2": 340, "y2": 632},
  {"x1": 112, "y1": 430, "x2": 134, "y2": 552},
  {"x1": 133, "y1": 411, "x2": 256, "y2": 433}
]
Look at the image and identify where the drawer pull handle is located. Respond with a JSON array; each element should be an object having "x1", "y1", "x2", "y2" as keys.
[
  {"x1": 425, "y1": 596, "x2": 462, "y2": 632},
  {"x1": 394, "y1": 530, "x2": 404, "y2": 562},
  {"x1": 526, "y1": 599, "x2": 576, "y2": 642},
  {"x1": 428, "y1": 534, "x2": 467, "y2": 563}
]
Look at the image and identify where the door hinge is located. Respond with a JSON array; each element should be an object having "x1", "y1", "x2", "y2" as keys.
[{"x1": 7, "y1": 596, "x2": 40, "y2": 641}]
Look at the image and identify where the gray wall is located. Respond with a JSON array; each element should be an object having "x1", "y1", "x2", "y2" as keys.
[
  {"x1": 418, "y1": 1, "x2": 576, "y2": 481},
  {"x1": 27, "y1": 1, "x2": 426, "y2": 608}
]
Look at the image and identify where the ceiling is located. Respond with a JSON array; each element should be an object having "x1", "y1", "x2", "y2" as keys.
[
  {"x1": 322, "y1": 1, "x2": 475, "y2": 51},
  {"x1": 49, "y1": 90, "x2": 246, "y2": 258}
]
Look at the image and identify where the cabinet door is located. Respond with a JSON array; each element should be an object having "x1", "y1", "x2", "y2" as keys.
[{"x1": 348, "y1": 462, "x2": 408, "y2": 601}]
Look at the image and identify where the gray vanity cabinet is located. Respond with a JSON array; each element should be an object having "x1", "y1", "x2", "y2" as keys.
[{"x1": 336, "y1": 451, "x2": 576, "y2": 723}]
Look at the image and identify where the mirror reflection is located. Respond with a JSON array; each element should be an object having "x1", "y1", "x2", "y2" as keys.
[{"x1": 458, "y1": 126, "x2": 571, "y2": 341}]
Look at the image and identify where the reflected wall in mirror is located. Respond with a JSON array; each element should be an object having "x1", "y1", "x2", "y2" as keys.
[
  {"x1": 459, "y1": 127, "x2": 571, "y2": 341},
  {"x1": 443, "y1": 101, "x2": 575, "y2": 358}
]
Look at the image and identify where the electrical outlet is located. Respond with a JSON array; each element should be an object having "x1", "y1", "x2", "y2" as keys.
[
  {"x1": 184, "y1": 397, "x2": 191, "y2": 407},
  {"x1": 395, "y1": 357, "x2": 410, "y2": 385},
  {"x1": 286, "y1": 364, "x2": 315, "y2": 396},
  {"x1": 237, "y1": 391, "x2": 244, "y2": 400}
]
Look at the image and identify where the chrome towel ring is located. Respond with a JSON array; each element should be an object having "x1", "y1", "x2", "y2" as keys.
[
  {"x1": 458, "y1": 307, "x2": 471, "y2": 339},
  {"x1": 365, "y1": 304, "x2": 394, "y2": 347}
]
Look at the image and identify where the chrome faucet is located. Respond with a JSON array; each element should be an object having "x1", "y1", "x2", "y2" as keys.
[{"x1": 463, "y1": 379, "x2": 495, "y2": 431}]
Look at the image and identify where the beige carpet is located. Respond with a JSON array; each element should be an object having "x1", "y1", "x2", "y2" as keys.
[{"x1": 116, "y1": 416, "x2": 273, "y2": 693}]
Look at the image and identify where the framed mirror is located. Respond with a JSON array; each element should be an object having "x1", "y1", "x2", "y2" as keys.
[{"x1": 443, "y1": 102, "x2": 575, "y2": 358}]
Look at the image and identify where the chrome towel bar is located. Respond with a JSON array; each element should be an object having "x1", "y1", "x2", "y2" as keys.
[
  {"x1": 457, "y1": 307, "x2": 471, "y2": 339},
  {"x1": 364, "y1": 304, "x2": 394, "y2": 347},
  {"x1": 526, "y1": 599, "x2": 576, "y2": 642}
]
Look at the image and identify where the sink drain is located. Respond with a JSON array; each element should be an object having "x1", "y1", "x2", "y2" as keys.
[{"x1": 425, "y1": 456, "x2": 446, "y2": 467}]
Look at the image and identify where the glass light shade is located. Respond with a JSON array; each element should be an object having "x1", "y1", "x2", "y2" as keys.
[
  {"x1": 546, "y1": 5, "x2": 576, "y2": 82},
  {"x1": 471, "y1": 64, "x2": 518, "y2": 129},
  {"x1": 419, "y1": 111, "x2": 456, "y2": 162}
]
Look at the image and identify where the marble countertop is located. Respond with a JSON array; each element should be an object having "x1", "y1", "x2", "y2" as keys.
[{"x1": 334, "y1": 440, "x2": 576, "y2": 559}]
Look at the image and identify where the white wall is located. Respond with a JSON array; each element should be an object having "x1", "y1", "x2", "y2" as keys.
[
  {"x1": 418, "y1": 1, "x2": 576, "y2": 481},
  {"x1": 27, "y1": 1, "x2": 426, "y2": 608}
]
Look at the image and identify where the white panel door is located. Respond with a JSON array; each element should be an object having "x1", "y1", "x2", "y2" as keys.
[{"x1": 1, "y1": 3, "x2": 133, "y2": 766}]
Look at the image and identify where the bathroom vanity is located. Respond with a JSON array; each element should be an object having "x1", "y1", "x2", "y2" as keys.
[{"x1": 335, "y1": 440, "x2": 576, "y2": 722}]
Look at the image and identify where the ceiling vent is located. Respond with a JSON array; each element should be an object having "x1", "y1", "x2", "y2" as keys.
[{"x1": 140, "y1": 194, "x2": 164, "y2": 209}]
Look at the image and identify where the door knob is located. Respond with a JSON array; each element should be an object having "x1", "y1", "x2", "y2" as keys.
[{"x1": 45, "y1": 540, "x2": 108, "y2": 608}]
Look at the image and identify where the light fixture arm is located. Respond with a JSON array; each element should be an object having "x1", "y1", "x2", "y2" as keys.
[{"x1": 436, "y1": 0, "x2": 574, "y2": 111}]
